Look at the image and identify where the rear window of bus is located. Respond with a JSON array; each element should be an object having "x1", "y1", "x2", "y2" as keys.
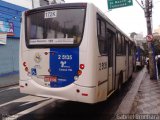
[{"x1": 25, "y1": 8, "x2": 86, "y2": 48}]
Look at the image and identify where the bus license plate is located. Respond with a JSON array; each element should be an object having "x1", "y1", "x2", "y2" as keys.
[{"x1": 44, "y1": 76, "x2": 57, "y2": 82}]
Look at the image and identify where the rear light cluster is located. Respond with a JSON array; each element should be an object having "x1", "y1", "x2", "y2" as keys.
[
  {"x1": 75, "y1": 64, "x2": 88, "y2": 96},
  {"x1": 74, "y1": 64, "x2": 85, "y2": 81},
  {"x1": 23, "y1": 62, "x2": 29, "y2": 72},
  {"x1": 20, "y1": 62, "x2": 29, "y2": 89},
  {"x1": 77, "y1": 64, "x2": 85, "y2": 76}
]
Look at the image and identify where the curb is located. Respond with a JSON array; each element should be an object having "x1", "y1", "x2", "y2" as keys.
[
  {"x1": 115, "y1": 68, "x2": 147, "y2": 115},
  {"x1": 0, "y1": 83, "x2": 19, "y2": 89}
]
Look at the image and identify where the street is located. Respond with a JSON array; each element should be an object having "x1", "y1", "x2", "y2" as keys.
[
  {"x1": 0, "y1": 72, "x2": 139, "y2": 120},
  {"x1": 0, "y1": 0, "x2": 160, "y2": 120}
]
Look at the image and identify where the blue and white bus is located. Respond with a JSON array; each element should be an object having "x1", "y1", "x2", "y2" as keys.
[
  {"x1": 19, "y1": 3, "x2": 135, "y2": 103},
  {"x1": 136, "y1": 46, "x2": 145, "y2": 70}
]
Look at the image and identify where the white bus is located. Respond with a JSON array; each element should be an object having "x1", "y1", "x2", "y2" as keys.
[{"x1": 19, "y1": 3, "x2": 135, "y2": 104}]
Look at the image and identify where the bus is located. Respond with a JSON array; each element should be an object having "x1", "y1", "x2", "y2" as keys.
[
  {"x1": 136, "y1": 46, "x2": 145, "y2": 70},
  {"x1": 19, "y1": 3, "x2": 135, "y2": 104}
]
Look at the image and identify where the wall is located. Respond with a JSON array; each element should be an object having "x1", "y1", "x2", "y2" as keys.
[
  {"x1": 0, "y1": 39, "x2": 19, "y2": 74},
  {"x1": 2, "y1": 0, "x2": 32, "y2": 9},
  {"x1": 0, "y1": 1, "x2": 28, "y2": 75},
  {"x1": 0, "y1": 1, "x2": 27, "y2": 38}
]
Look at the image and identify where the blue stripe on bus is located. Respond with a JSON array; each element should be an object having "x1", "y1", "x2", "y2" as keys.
[
  {"x1": 49, "y1": 47, "x2": 79, "y2": 88},
  {"x1": 136, "y1": 47, "x2": 141, "y2": 61}
]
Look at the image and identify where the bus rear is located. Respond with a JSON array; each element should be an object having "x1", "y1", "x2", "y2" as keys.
[{"x1": 19, "y1": 3, "x2": 97, "y2": 103}]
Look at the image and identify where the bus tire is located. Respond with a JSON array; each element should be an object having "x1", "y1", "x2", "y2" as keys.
[{"x1": 118, "y1": 71, "x2": 123, "y2": 90}]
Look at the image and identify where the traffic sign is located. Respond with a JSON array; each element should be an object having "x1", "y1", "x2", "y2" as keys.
[
  {"x1": 146, "y1": 34, "x2": 153, "y2": 42},
  {"x1": 108, "y1": 0, "x2": 133, "y2": 10}
]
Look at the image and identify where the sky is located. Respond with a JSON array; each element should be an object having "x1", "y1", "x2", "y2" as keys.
[
  {"x1": 65, "y1": 0, "x2": 160, "y2": 37},
  {"x1": 2, "y1": 0, "x2": 160, "y2": 37}
]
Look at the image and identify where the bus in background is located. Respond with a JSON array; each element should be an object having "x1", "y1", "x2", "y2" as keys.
[
  {"x1": 19, "y1": 3, "x2": 135, "y2": 103},
  {"x1": 136, "y1": 46, "x2": 145, "y2": 70}
]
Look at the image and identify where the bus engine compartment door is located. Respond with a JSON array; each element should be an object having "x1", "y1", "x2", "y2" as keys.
[{"x1": 49, "y1": 48, "x2": 79, "y2": 88}]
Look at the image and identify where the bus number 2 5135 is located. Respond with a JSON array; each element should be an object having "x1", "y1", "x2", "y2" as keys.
[{"x1": 58, "y1": 55, "x2": 72, "y2": 60}]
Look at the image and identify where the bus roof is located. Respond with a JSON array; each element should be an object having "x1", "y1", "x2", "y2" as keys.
[{"x1": 26, "y1": 3, "x2": 87, "y2": 13}]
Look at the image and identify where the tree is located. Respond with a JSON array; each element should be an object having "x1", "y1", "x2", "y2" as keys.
[
  {"x1": 142, "y1": 42, "x2": 148, "y2": 57},
  {"x1": 153, "y1": 34, "x2": 160, "y2": 55},
  {"x1": 130, "y1": 32, "x2": 137, "y2": 39},
  {"x1": 142, "y1": 34, "x2": 160, "y2": 56}
]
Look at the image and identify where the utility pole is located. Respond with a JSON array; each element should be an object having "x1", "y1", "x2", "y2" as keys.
[
  {"x1": 145, "y1": 0, "x2": 157, "y2": 80},
  {"x1": 31, "y1": 0, "x2": 34, "y2": 8}
]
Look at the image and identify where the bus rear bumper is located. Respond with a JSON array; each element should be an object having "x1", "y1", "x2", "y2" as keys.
[{"x1": 19, "y1": 79, "x2": 98, "y2": 104}]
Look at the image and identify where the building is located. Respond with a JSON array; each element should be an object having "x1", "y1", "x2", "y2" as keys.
[
  {"x1": 0, "y1": 1, "x2": 27, "y2": 75},
  {"x1": 133, "y1": 33, "x2": 146, "y2": 49},
  {"x1": 32, "y1": 0, "x2": 65, "y2": 8},
  {"x1": 2, "y1": 0, "x2": 32, "y2": 9},
  {"x1": 154, "y1": 25, "x2": 160, "y2": 35}
]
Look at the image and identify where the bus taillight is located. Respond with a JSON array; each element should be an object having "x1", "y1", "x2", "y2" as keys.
[
  {"x1": 23, "y1": 62, "x2": 26, "y2": 67},
  {"x1": 77, "y1": 70, "x2": 82, "y2": 76},
  {"x1": 80, "y1": 64, "x2": 85, "y2": 69},
  {"x1": 82, "y1": 93, "x2": 88, "y2": 96},
  {"x1": 25, "y1": 67, "x2": 29, "y2": 72}
]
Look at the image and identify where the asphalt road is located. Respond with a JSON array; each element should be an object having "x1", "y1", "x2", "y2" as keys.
[{"x1": 0, "y1": 72, "x2": 138, "y2": 120}]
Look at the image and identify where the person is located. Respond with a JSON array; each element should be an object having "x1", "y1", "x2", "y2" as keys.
[
  {"x1": 157, "y1": 57, "x2": 160, "y2": 76},
  {"x1": 147, "y1": 59, "x2": 149, "y2": 73}
]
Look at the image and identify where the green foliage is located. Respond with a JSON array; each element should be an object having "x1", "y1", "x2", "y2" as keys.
[
  {"x1": 142, "y1": 42, "x2": 148, "y2": 57},
  {"x1": 142, "y1": 35, "x2": 160, "y2": 56},
  {"x1": 153, "y1": 35, "x2": 160, "y2": 55}
]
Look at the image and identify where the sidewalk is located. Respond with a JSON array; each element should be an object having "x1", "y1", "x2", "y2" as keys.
[
  {"x1": 131, "y1": 72, "x2": 160, "y2": 114},
  {"x1": 113, "y1": 67, "x2": 160, "y2": 120},
  {"x1": 115, "y1": 67, "x2": 147, "y2": 115},
  {"x1": 0, "y1": 72, "x2": 19, "y2": 88}
]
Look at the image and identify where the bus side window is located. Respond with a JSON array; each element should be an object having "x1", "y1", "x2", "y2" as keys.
[
  {"x1": 97, "y1": 14, "x2": 107, "y2": 55},
  {"x1": 107, "y1": 29, "x2": 115, "y2": 67},
  {"x1": 97, "y1": 19, "x2": 101, "y2": 36},
  {"x1": 122, "y1": 36, "x2": 126, "y2": 55},
  {"x1": 116, "y1": 33, "x2": 122, "y2": 55},
  {"x1": 124, "y1": 37, "x2": 127, "y2": 55},
  {"x1": 129, "y1": 42, "x2": 132, "y2": 56}
]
